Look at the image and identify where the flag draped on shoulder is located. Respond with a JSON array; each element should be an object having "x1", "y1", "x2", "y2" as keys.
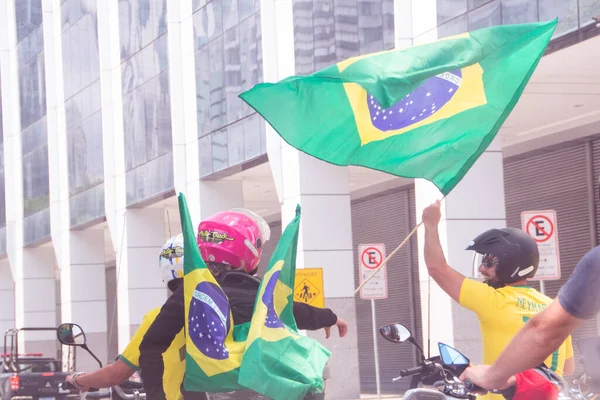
[
  {"x1": 239, "y1": 20, "x2": 557, "y2": 195},
  {"x1": 180, "y1": 194, "x2": 246, "y2": 393},
  {"x1": 179, "y1": 194, "x2": 330, "y2": 398},
  {"x1": 238, "y1": 205, "x2": 331, "y2": 400}
]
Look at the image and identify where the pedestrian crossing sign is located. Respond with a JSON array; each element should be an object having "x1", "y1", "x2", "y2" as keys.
[{"x1": 294, "y1": 268, "x2": 325, "y2": 308}]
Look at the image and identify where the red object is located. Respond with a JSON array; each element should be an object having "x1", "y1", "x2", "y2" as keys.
[
  {"x1": 513, "y1": 370, "x2": 558, "y2": 400},
  {"x1": 9, "y1": 375, "x2": 20, "y2": 391},
  {"x1": 0, "y1": 353, "x2": 43, "y2": 357}
]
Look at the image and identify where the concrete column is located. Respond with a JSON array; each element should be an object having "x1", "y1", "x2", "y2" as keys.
[
  {"x1": 19, "y1": 247, "x2": 57, "y2": 354},
  {"x1": 67, "y1": 229, "x2": 108, "y2": 370},
  {"x1": 1, "y1": 0, "x2": 57, "y2": 353},
  {"x1": 118, "y1": 208, "x2": 168, "y2": 347},
  {"x1": 410, "y1": 0, "x2": 438, "y2": 45},
  {"x1": 0, "y1": 0, "x2": 19, "y2": 340},
  {"x1": 415, "y1": 139, "x2": 506, "y2": 363},
  {"x1": 0, "y1": 0, "x2": 23, "y2": 326},
  {"x1": 167, "y1": 0, "x2": 201, "y2": 227},
  {"x1": 0, "y1": 259, "x2": 15, "y2": 335},
  {"x1": 260, "y1": 0, "x2": 360, "y2": 396},
  {"x1": 97, "y1": 0, "x2": 130, "y2": 350},
  {"x1": 199, "y1": 181, "x2": 244, "y2": 218}
]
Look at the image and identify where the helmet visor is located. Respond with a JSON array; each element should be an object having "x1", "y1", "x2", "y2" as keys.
[
  {"x1": 471, "y1": 253, "x2": 499, "y2": 279},
  {"x1": 229, "y1": 208, "x2": 271, "y2": 243}
]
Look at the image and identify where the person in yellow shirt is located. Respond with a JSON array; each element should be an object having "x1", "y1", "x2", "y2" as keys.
[
  {"x1": 421, "y1": 201, "x2": 574, "y2": 400},
  {"x1": 65, "y1": 234, "x2": 187, "y2": 400}
]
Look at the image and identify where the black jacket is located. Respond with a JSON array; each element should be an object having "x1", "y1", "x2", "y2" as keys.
[{"x1": 138, "y1": 273, "x2": 337, "y2": 399}]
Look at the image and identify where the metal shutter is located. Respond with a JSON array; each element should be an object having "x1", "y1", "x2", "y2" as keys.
[
  {"x1": 504, "y1": 142, "x2": 596, "y2": 376},
  {"x1": 351, "y1": 185, "x2": 422, "y2": 394}
]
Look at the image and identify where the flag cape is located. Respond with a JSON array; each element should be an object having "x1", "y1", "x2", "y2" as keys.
[
  {"x1": 181, "y1": 194, "x2": 247, "y2": 392},
  {"x1": 238, "y1": 205, "x2": 331, "y2": 400},
  {"x1": 180, "y1": 194, "x2": 330, "y2": 398}
]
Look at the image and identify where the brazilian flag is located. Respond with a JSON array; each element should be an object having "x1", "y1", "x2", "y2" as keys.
[
  {"x1": 238, "y1": 205, "x2": 331, "y2": 400},
  {"x1": 180, "y1": 193, "x2": 247, "y2": 393},
  {"x1": 240, "y1": 20, "x2": 557, "y2": 195},
  {"x1": 179, "y1": 193, "x2": 330, "y2": 398}
]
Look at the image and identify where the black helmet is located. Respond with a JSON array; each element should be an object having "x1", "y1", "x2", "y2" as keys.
[{"x1": 466, "y1": 227, "x2": 539, "y2": 284}]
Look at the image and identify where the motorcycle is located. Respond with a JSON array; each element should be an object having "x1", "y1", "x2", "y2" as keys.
[
  {"x1": 379, "y1": 322, "x2": 487, "y2": 399},
  {"x1": 56, "y1": 323, "x2": 145, "y2": 399},
  {"x1": 55, "y1": 322, "x2": 327, "y2": 400},
  {"x1": 561, "y1": 336, "x2": 600, "y2": 400}
]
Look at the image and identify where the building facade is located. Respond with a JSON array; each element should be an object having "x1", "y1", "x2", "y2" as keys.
[{"x1": 0, "y1": 0, "x2": 599, "y2": 397}]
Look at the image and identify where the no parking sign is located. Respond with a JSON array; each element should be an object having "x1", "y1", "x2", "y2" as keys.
[{"x1": 521, "y1": 210, "x2": 561, "y2": 280}]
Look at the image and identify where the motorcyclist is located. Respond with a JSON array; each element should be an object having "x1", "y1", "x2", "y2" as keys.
[
  {"x1": 139, "y1": 208, "x2": 349, "y2": 400},
  {"x1": 64, "y1": 234, "x2": 187, "y2": 399},
  {"x1": 460, "y1": 244, "x2": 600, "y2": 392},
  {"x1": 421, "y1": 201, "x2": 574, "y2": 399}
]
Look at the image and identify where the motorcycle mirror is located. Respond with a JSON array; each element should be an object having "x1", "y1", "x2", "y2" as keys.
[
  {"x1": 379, "y1": 323, "x2": 412, "y2": 343},
  {"x1": 56, "y1": 323, "x2": 86, "y2": 346},
  {"x1": 438, "y1": 342, "x2": 470, "y2": 367}
]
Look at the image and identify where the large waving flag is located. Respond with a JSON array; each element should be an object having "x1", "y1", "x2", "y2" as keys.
[
  {"x1": 240, "y1": 20, "x2": 556, "y2": 195},
  {"x1": 238, "y1": 205, "x2": 331, "y2": 400},
  {"x1": 180, "y1": 193, "x2": 247, "y2": 393}
]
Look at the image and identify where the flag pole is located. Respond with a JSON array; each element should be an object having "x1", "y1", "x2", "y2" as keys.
[{"x1": 353, "y1": 196, "x2": 446, "y2": 295}]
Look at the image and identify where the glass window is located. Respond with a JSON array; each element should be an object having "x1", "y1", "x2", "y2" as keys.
[
  {"x1": 196, "y1": 46, "x2": 211, "y2": 137},
  {"x1": 17, "y1": 0, "x2": 49, "y2": 237},
  {"x1": 62, "y1": 3, "x2": 104, "y2": 226},
  {"x1": 223, "y1": 0, "x2": 239, "y2": 30},
  {"x1": 238, "y1": 0, "x2": 254, "y2": 21},
  {"x1": 437, "y1": 13, "x2": 468, "y2": 38},
  {"x1": 579, "y1": 0, "x2": 600, "y2": 26},
  {"x1": 243, "y1": 113, "x2": 262, "y2": 160},
  {"x1": 501, "y1": 0, "x2": 538, "y2": 25},
  {"x1": 538, "y1": 0, "x2": 579, "y2": 37},
  {"x1": 194, "y1": 0, "x2": 269, "y2": 176},
  {"x1": 314, "y1": 0, "x2": 337, "y2": 71},
  {"x1": 468, "y1": 0, "x2": 500, "y2": 30},
  {"x1": 119, "y1": 0, "x2": 173, "y2": 206},
  {"x1": 468, "y1": 0, "x2": 491, "y2": 9},
  {"x1": 209, "y1": 37, "x2": 227, "y2": 131},
  {"x1": 382, "y1": 0, "x2": 394, "y2": 50},
  {"x1": 293, "y1": 0, "x2": 316, "y2": 74},
  {"x1": 224, "y1": 27, "x2": 242, "y2": 124},
  {"x1": 357, "y1": 0, "x2": 384, "y2": 55},
  {"x1": 333, "y1": 0, "x2": 359, "y2": 62},
  {"x1": 437, "y1": 0, "x2": 468, "y2": 25},
  {"x1": 212, "y1": 128, "x2": 229, "y2": 171},
  {"x1": 227, "y1": 121, "x2": 245, "y2": 165}
]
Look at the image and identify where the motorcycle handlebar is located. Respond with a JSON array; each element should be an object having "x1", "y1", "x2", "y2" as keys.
[
  {"x1": 113, "y1": 384, "x2": 147, "y2": 399},
  {"x1": 60, "y1": 381, "x2": 99, "y2": 393},
  {"x1": 399, "y1": 364, "x2": 428, "y2": 377},
  {"x1": 463, "y1": 379, "x2": 485, "y2": 393}
]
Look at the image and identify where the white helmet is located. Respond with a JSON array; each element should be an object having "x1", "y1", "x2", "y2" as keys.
[{"x1": 159, "y1": 234, "x2": 184, "y2": 284}]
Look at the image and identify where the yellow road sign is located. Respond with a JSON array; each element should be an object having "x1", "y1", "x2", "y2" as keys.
[{"x1": 294, "y1": 268, "x2": 324, "y2": 308}]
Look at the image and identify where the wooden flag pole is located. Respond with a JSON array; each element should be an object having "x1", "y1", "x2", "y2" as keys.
[
  {"x1": 354, "y1": 222, "x2": 421, "y2": 295},
  {"x1": 353, "y1": 196, "x2": 446, "y2": 295}
]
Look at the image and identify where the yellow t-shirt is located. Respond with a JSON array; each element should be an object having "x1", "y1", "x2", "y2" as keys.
[
  {"x1": 119, "y1": 307, "x2": 186, "y2": 400},
  {"x1": 460, "y1": 279, "x2": 573, "y2": 400}
]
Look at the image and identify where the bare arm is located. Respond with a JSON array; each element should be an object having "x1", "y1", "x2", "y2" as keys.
[
  {"x1": 67, "y1": 359, "x2": 134, "y2": 391},
  {"x1": 564, "y1": 356, "x2": 575, "y2": 376},
  {"x1": 422, "y1": 201, "x2": 465, "y2": 302},
  {"x1": 460, "y1": 299, "x2": 582, "y2": 389}
]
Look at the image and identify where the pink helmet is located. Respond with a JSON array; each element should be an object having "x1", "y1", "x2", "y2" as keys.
[{"x1": 197, "y1": 208, "x2": 271, "y2": 274}]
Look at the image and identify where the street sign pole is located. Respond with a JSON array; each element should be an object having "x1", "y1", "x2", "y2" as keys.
[
  {"x1": 372, "y1": 299, "x2": 381, "y2": 400},
  {"x1": 358, "y1": 243, "x2": 387, "y2": 400}
]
